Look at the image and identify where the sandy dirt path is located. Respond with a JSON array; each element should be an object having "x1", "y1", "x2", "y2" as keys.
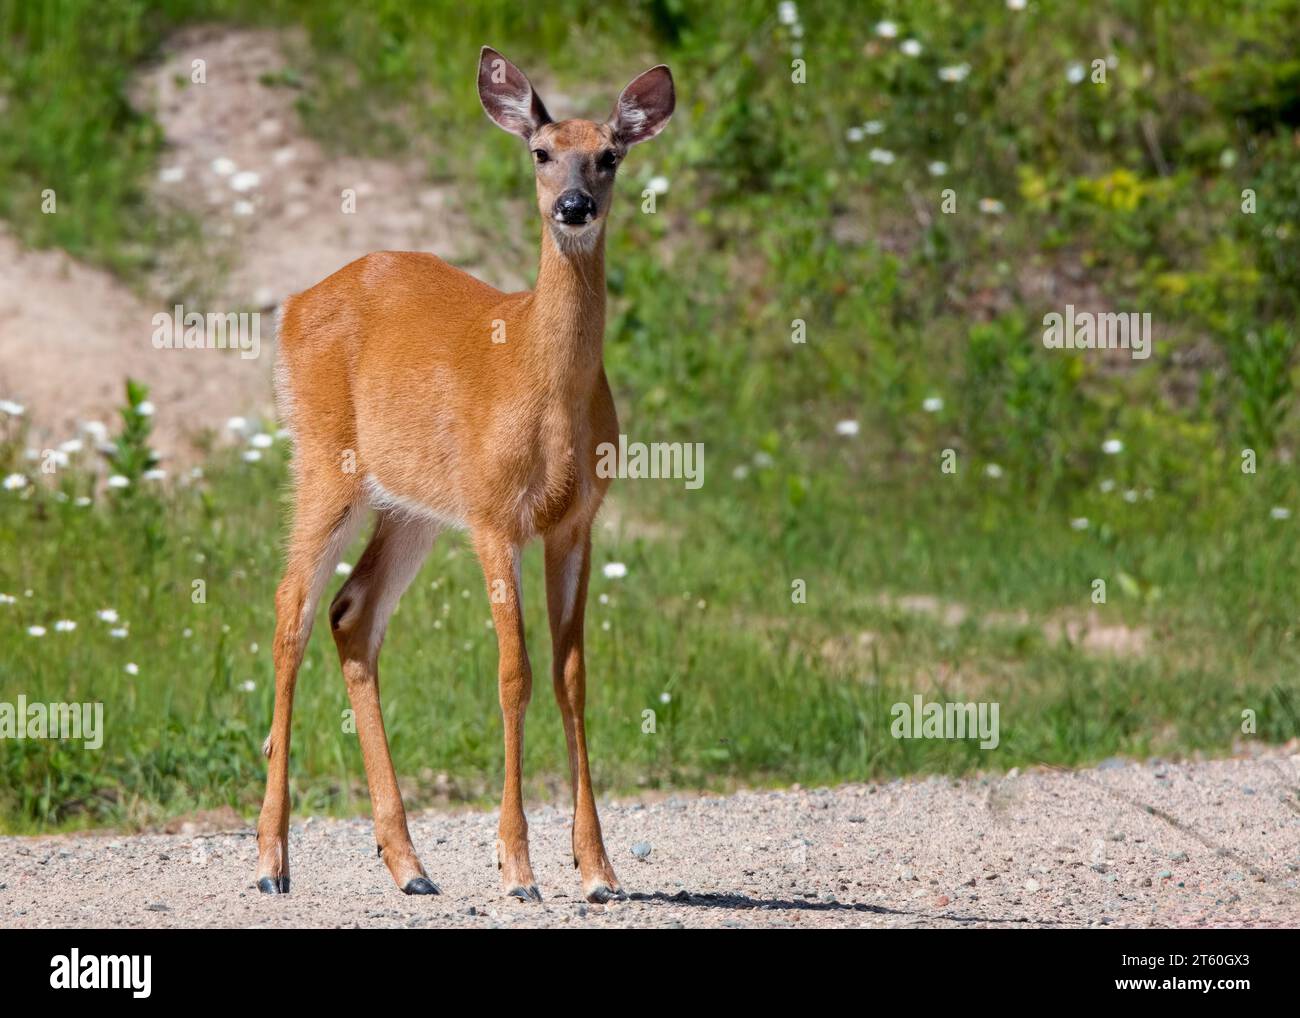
[{"x1": 2, "y1": 752, "x2": 1298, "y2": 929}]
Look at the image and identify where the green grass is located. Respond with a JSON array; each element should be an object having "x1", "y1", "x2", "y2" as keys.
[
  {"x1": 1, "y1": 0, "x2": 1299, "y2": 831},
  {"x1": 2, "y1": 393, "x2": 1296, "y2": 832}
]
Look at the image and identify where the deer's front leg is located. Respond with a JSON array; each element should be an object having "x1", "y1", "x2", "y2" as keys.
[
  {"x1": 544, "y1": 524, "x2": 623, "y2": 903},
  {"x1": 474, "y1": 530, "x2": 541, "y2": 902}
]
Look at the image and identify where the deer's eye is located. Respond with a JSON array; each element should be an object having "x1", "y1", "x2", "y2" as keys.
[
  {"x1": 598, "y1": 150, "x2": 618, "y2": 170},
  {"x1": 532, "y1": 149, "x2": 550, "y2": 164}
]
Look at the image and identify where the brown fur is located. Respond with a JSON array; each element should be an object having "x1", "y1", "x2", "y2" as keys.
[{"x1": 254, "y1": 47, "x2": 674, "y2": 903}]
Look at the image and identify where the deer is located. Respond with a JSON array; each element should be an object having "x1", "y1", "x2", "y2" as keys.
[{"x1": 254, "y1": 47, "x2": 674, "y2": 904}]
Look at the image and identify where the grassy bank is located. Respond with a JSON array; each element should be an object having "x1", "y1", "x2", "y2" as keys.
[{"x1": 2, "y1": 0, "x2": 1299, "y2": 831}]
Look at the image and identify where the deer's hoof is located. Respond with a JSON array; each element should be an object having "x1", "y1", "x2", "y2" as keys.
[
  {"x1": 586, "y1": 884, "x2": 626, "y2": 904},
  {"x1": 506, "y1": 884, "x2": 543, "y2": 903},
  {"x1": 403, "y1": 876, "x2": 441, "y2": 895},
  {"x1": 257, "y1": 876, "x2": 290, "y2": 895}
]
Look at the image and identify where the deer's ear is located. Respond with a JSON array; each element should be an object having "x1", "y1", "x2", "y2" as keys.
[
  {"x1": 478, "y1": 46, "x2": 552, "y2": 140},
  {"x1": 608, "y1": 65, "x2": 675, "y2": 146}
]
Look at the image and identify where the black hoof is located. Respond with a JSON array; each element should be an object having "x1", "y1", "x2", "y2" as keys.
[
  {"x1": 403, "y1": 876, "x2": 441, "y2": 895},
  {"x1": 257, "y1": 876, "x2": 290, "y2": 894},
  {"x1": 586, "y1": 885, "x2": 626, "y2": 904},
  {"x1": 507, "y1": 884, "x2": 543, "y2": 903}
]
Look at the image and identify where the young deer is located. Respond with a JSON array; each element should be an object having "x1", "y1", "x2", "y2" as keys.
[{"x1": 255, "y1": 48, "x2": 674, "y2": 903}]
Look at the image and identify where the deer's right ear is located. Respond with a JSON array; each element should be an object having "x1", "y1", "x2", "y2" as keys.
[
  {"x1": 608, "y1": 65, "x2": 675, "y2": 146},
  {"x1": 478, "y1": 46, "x2": 552, "y2": 141}
]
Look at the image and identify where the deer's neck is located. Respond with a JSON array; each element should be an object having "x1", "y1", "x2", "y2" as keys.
[{"x1": 527, "y1": 224, "x2": 606, "y2": 392}]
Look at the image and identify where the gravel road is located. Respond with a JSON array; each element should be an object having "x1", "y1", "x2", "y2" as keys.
[{"x1": 3, "y1": 752, "x2": 1298, "y2": 928}]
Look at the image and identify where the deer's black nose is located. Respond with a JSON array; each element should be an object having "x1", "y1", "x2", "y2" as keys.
[{"x1": 554, "y1": 189, "x2": 597, "y2": 225}]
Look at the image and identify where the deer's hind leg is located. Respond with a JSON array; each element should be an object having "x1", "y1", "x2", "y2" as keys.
[
  {"x1": 256, "y1": 473, "x2": 363, "y2": 894},
  {"x1": 329, "y1": 509, "x2": 440, "y2": 894}
]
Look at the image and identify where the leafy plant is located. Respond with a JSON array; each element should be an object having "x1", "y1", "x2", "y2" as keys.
[{"x1": 1224, "y1": 323, "x2": 1299, "y2": 450}]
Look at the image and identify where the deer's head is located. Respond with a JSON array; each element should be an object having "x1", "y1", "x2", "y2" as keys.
[{"x1": 477, "y1": 47, "x2": 675, "y2": 253}]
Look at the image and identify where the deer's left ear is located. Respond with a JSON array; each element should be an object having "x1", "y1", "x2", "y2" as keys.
[
  {"x1": 478, "y1": 46, "x2": 552, "y2": 140},
  {"x1": 608, "y1": 65, "x2": 675, "y2": 146}
]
